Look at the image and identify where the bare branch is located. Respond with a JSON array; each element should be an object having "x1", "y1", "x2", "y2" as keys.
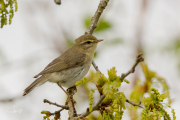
[
  {"x1": 87, "y1": 0, "x2": 110, "y2": 34},
  {"x1": 126, "y1": 99, "x2": 145, "y2": 109},
  {"x1": 120, "y1": 53, "x2": 144, "y2": 81},
  {"x1": 43, "y1": 99, "x2": 69, "y2": 109},
  {"x1": 41, "y1": 108, "x2": 64, "y2": 119},
  {"x1": 92, "y1": 60, "x2": 102, "y2": 73},
  {"x1": 50, "y1": 108, "x2": 64, "y2": 115}
]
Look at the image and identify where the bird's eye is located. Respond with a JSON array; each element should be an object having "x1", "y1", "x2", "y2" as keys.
[{"x1": 86, "y1": 41, "x2": 91, "y2": 44}]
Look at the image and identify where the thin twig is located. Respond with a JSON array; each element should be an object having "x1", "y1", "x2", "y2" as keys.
[
  {"x1": 87, "y1": 0, "x2": 110, "y2": 34},
  {"x1": 126, "y1": 99, "x2": 145, "y2": 109},
  {"x1": 41, "y1": 108, "x2": 64, "y2": 119},
  {"x1": 92, "y1": 61, "x2": 102, "y2": 73},
  {"x1": 50, "y1": 108, "x2": 64, "y2": 115},
  {"x1": 120, "y1": 53, "x2": 144, "y2": 81},
  {"x1": 43, "y1": 99, "x2": 69, "y2": 109}
]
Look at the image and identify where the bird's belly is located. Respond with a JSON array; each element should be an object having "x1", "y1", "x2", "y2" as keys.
[{"x1": 48, "y1": 65, "x2": 90, "y2": 88}]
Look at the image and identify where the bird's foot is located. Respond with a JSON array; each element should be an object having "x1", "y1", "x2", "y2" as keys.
[{"x1": 65, "y1": 86, "x2": 77, "y2": 105}]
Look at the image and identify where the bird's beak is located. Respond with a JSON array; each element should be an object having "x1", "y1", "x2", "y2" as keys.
[{"x1": 94, "y1": 39, "x2": 103, "y2": 43}]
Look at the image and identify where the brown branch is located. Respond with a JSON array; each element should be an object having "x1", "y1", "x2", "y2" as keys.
[
  {"x1": 63, "y1": 0, "x2": 111, "y2": 116},
  {"x1": 87, "y1": 0, "x2": 109, "y2": 35},
  {"x1": 120, "y1": 53, "x2": 144, "y2": 82},
  {"x1": 41, "y1": 108, "x2": 64, "y2": 120},
  {"x1": 50, "y1": 108, "x2": 64, "y2": 115},
  {"x1": 66, "y1": 86, "x2": 77, "y2": 120},
  {"x1": 43, "y1": 99, "x2": 69, "y2": 109},
  {"x1": 92, "y1": 60, "x2": 102, "y2": 74},
  {"x1": 126, "y1": 99, "x2": 144, "y2": 109}
]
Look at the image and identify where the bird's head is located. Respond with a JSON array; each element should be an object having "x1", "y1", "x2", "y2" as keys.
[{"x1": 74, "y1": 34, "x2": 103, "y2": 53}]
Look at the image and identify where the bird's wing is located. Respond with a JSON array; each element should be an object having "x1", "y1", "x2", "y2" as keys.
[{"x1": 34, "y1": 47, "x2": 86, "y2": 78}]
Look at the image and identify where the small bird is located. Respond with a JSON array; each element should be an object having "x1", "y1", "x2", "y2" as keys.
[{"x1": 23, "y1": 34, "x2": 103, "y2": 96}]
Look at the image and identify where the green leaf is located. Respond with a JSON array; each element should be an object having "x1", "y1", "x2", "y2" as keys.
[
  {"x1": 159, "y1": 92, "x2": 169, "y2": 101},
  {"x1": 124, "y1": 79, "x2": 130, "y2": 84},
  {"x1": 91, "y1": 71, "x2": 101, "y2": 83},
  {"x1": 75, "y1": 77, "x2": 91, "y2": 86},
  {"x1": 111, "y1": 78, "x2": 121, "y2": 88},
  {"x1": 103, "y1": 82, "x2": 114, "y2": 99},
  {"x1": 108, "y1": 67, "x2": 117, "y2": 82},
  {"x1": 84, "y1": 16, "x2": 91, "y2": 29},
  {"x1": 95, "y1": 20, "x2": 111, "y2": 32},
  {"x1": 116, "y1": 92, "x2": 126, "y2": 110},
  {"x1": 98, "y1": 74, "x2": 107, "y2": 87},
  {"x1": 0, "y1": 0, "x2": 18, "y2": 28}
]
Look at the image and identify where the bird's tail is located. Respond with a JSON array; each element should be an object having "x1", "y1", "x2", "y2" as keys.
[{"x1": 23, "y1": 75, "x2": 48, "y2": 96}]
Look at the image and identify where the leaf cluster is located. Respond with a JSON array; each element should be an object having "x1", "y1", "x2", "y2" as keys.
[
  {"x1": 0, "y1": 0, "x2": 17, "y2": 28},
  {"x1": 76, "y1": 67, "x2": 126, "y2": 120},
  {"x1": 141, "y1": 88, "x2": 174, "y2": 120},
  {"x1": 130, "y1": 62, "x2": 170, "y2": 104},
  {"x1": 128, "y1": 62, "x2": 175, "y2": 120}
]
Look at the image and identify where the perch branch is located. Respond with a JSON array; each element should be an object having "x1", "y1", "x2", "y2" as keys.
[
  {"x1": 66, "y1": 1, "x2": 110, "y2": 119},
  {"x1": 66, "y1": 86, "x2": 77, "y2": 120},
  {"x1": 64, "y1": 1, "x2": 110, "y2": 119},
  {"x1": 74, "y1": 1, "x2": 110, "y2": 119}
]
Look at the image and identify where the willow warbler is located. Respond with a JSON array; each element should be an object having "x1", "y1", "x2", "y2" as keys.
[{"x1": 23, "y1": 34, "x2": 103, "y2": 96}]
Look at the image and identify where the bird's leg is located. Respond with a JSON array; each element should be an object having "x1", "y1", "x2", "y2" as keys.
[
  {"x1": 57, "y1": 83, "x2": 71, "y2": 97},
  {"x1": 57, "y1": 83, "x2": 77, "y2": 104}
]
